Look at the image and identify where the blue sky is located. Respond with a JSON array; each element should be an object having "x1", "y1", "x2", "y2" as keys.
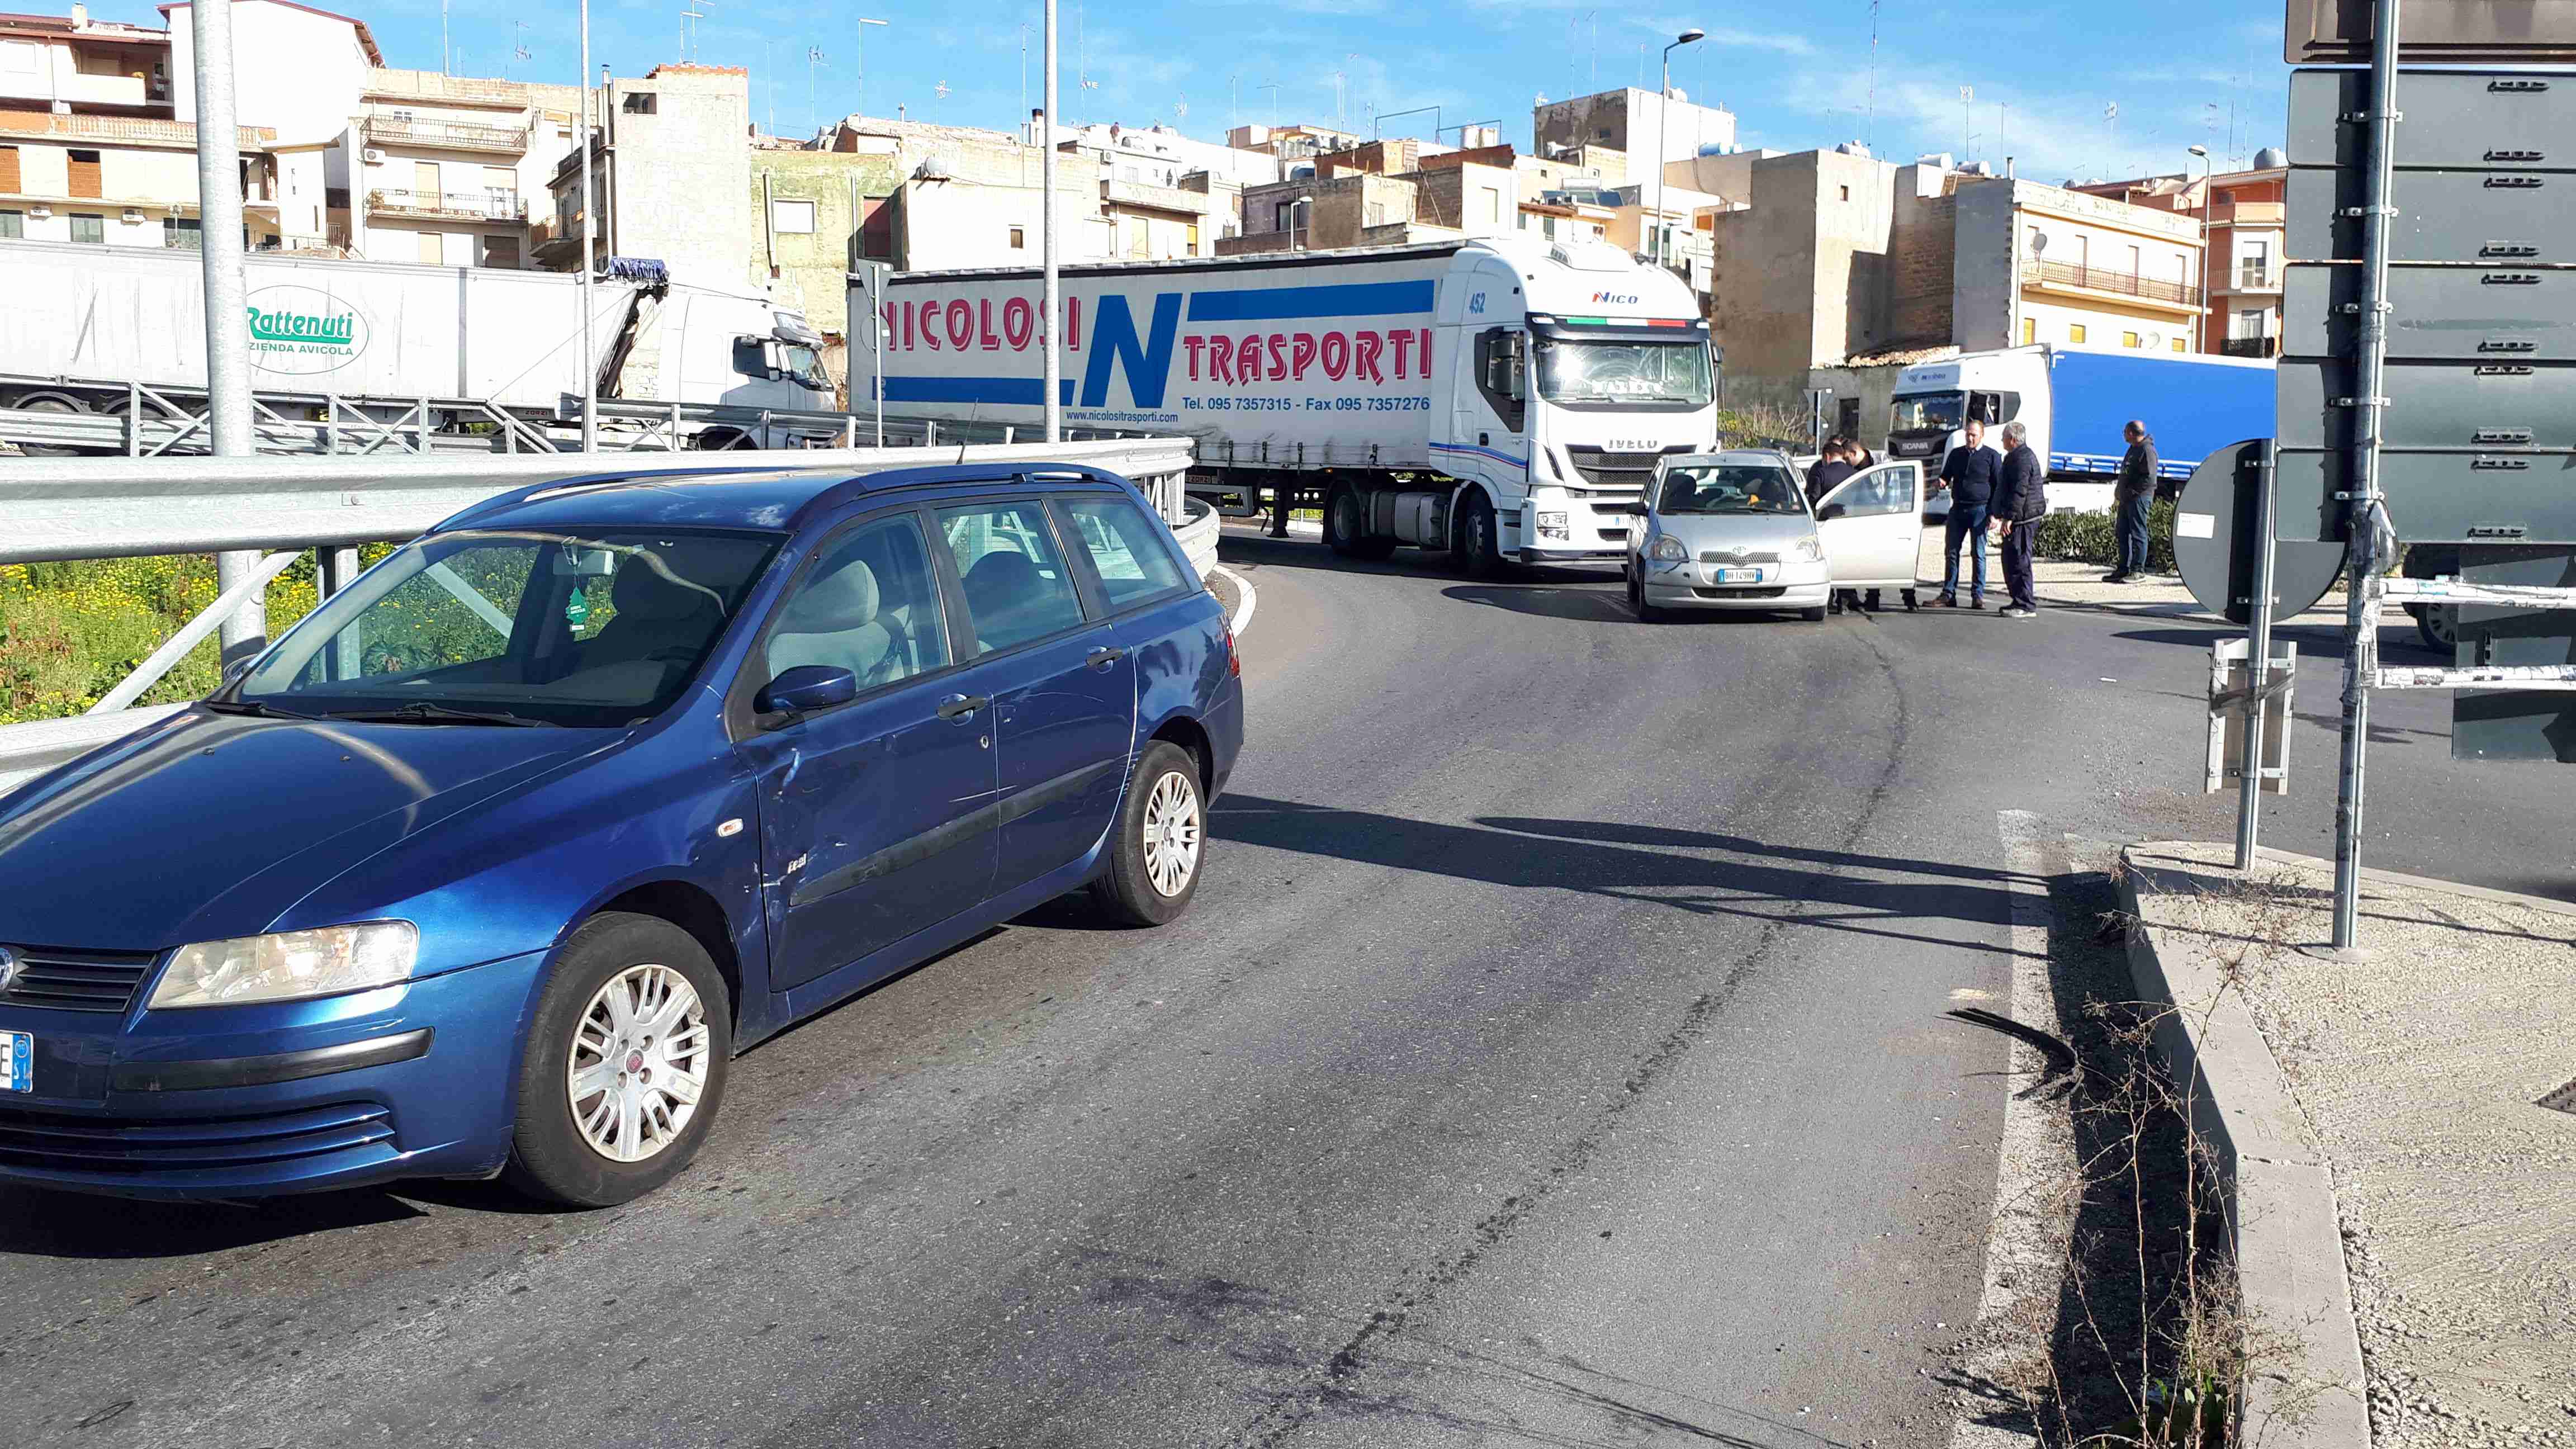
[{"x1": 110, "y1": 0, "x2": 2291, "y2": 183}]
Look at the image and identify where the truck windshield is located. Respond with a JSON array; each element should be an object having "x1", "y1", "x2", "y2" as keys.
[
  {"x1": 1656, "y1": 462, "x2": 1806, "y2": 515},
  {"x1": 781, "y1": 343, "x2": 830, "y2": 392},
  {"x1": 1536, "y1": 339, "x2": 1713, "y2": 408},
  {"x1": 1890, "y1": 391, "x2": 1966, "y2": 434},
  {"x1": 230, "y1": 527, "x2": 780, "y2": 729}
]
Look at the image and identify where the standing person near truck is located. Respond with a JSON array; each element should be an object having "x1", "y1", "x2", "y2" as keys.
[
  {"x1": 1934, "y1": 418, "x2": 1999, "y2": 609},
  {"x1": 2107, "y1": 419, "x2": 2160, "y2": 583},
  {"x1": 1991, "y1": 422, "x2": 2047, "y2": 619},
  {"x1": 1807, "y1": 439, "x2": 1857, "y2": 506}
]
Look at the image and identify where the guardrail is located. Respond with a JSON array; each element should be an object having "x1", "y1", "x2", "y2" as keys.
[{"x1": 0, "y1": 437, "x2": 1196, "y2": 788}]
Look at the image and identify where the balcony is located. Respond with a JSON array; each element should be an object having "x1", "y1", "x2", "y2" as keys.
[
  {"x1": 2209, "y1": 200, "x2": 2285, "y2": 228},
  {"x1": 2020, "y1": 259, "x2": 2203, "y2": 315},
  {"x1": 2220, "y1": 336, "x2": 2279, "y2": 359},
  {"x1": 367, "y1": 188, "x2": 528, "y2": 223},
  {"x1": 359, "y1": 114, "x2": 530, "y2": 155}
]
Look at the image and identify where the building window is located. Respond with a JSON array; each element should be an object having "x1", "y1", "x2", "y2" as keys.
[
  {"x1": 166, "y1": 216, "x2": 200, "y2": 249},
  {"x1": 0, "y1": 209, "x2": 20, "y2": 240},
  {"x1": 1839, "y1": 184, "x2": 1850, "y2": 201},
  {"x1": 2069, "y1": 323, "x2": 2088, "y2": 344},
  {"x1": 2171, "y1": 337, "x2": 2187, "y2": 353},
  {"x1": 482, "y1": 234, "x2": 520, "y2": 268},
  {"x1": 67, "y1": 149, "x2": 103, "y2": 201},
  {"x1": 418, "y1": 230, "x2": 443, "y2": 265},
  {"x1": 2020, "y1": 316, "x2": 2035, "y2": 345},
  {"x1": 1186, "y1": 222, "x2": 1200, "y2": 252},
  {"x1": 622, "y1": 92, "x2": 656, "y2": 114},
  {"x1": 0, "y1": 144, "x2": 18, "y2": 193},
  {"x1": 2122, "y1": 330, "x2": 2141, "y2": 349},
  {"x1": 1009, "y1": 225, "x2": 1025, "y2": 249},
  {"x1": 1273, "y1": 201, "x2": 1294, "y2": 232},
  {"x1": 0, "y1": 40, "x2": 36, "y2": 73},
  {"x1": 770, "y1": 199, "x2": 816, "y2": 234},
  {"x1": 69, "y1": 213, "x2": 105, "y2": 245}
]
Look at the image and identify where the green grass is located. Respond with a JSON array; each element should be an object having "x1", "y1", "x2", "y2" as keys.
[{"x1": 0, "y1": 547, "x2": 390, "y2": 724}]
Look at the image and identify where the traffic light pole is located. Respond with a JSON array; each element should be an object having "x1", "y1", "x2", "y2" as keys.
[{"x1": 2330, "y1": 0, "x2": 2402, "y2": 948}]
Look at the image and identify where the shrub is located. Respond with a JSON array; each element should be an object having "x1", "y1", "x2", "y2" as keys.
[{"x1": 2033, "y1": 498, "x2": 2177, "y2": 573}]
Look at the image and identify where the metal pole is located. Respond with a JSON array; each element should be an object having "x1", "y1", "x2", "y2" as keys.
[
  {"x1": 2332, "y1": 0, "x2": 2400, "y2": 949},
  {"x1": 1654, "y1": 56, "x2": 1668, "y2": 268},
  {"x1": 2235, "y1": 439, "x2": 2277, "y2": 868},
  {"x1": 1041, "y1": 0, "x2": 1061, "y2": 444},
  {"x1": 578, "y1": 3, "x2": 598, "y2": 453},
  {"x1": 192, "y1": 0, "x2": 261, "y2": 668}
]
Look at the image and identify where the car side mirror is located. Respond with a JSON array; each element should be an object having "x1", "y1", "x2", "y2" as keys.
[
  {"x1": 1607, "y1": 500, "x2": 1647, "y2": 517},
  {"x1": 756, "y1": 665, "x2": 857, "y2": 719},
  {"x1": 1815, "y1": 503, "x2": 1847, "y2": 522}
]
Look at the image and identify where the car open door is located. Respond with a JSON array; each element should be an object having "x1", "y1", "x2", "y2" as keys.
[{"x1": 1815, "y1": 461, "x2": 1924, "y2": 589}]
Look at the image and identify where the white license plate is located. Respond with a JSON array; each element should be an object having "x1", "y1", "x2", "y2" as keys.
[
  {"x1": 1712, "y1": 567, "x2": 1765, "y2": 584},
  {"x1": 1, "y1": 1029, "x2": 29, "y2": 1093}
]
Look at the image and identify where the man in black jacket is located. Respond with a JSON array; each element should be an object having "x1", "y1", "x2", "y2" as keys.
[
  {"x1": 1806, "y1": 439, "x2": 1857, "y2": 506},
  {"x1": 1934, "y1": 418, "x2": 1999, "y2": 608},
  {"x1": 1992, "y1": 421, "x2": 2047, "y2": 618},
  {"x1": 2108, "y1": 420, "x2": 2160, "y2": 583}
]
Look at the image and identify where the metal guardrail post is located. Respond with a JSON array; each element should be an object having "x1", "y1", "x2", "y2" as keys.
[
  {"x1": 926, "y1": 420, "x2": 938, "y2": 446},
  {"x1": 2331, "y1": 0, "x2": 2402, "y2": 949},
  {"x1": 2236, "y1": 440, "x2": 2279, "y2": 868}
]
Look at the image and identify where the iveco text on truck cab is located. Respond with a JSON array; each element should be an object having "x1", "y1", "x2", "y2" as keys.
[{"x1": 863, "y1": 238, "x2": 1719, "y2": 573}]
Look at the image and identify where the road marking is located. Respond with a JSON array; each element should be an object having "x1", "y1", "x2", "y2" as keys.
[
  {"x1": 1948, "y1": 809, "x2": 2080, "y2": 1449},
  {"x1": 1210, "y1": 562, "x2": 1257, "y2": 636}
]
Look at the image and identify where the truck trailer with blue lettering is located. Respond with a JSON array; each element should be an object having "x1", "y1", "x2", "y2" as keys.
[
  {"x1": 864, "y1": 237, "x2": 1718, "y2": 572},
  {"x1": 1884, "y1": 345, "x2": 2276, "y2": 517}
]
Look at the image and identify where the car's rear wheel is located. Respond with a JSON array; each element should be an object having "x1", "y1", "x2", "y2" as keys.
[
  {"x1": 1091, "y1": 740, "x2": 1204, "y2": 926},
  {"x1": 504, "y1": 912, "x2": 732, "y2": 1208},
  {"x1": 2416, "y1": 604, "x2": 2459, "y2": 654}
]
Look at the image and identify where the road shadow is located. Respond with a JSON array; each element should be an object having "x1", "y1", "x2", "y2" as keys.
[
  {"x1": 1441, "y1": 583, "x2": 1636, "y2": 624},
  {"x1": 0, "y1": 1183, "x2": 430, "y2": 1258},
  {"x1": 1210, "y1": 796, "x2": 2036, "y2": 956}
]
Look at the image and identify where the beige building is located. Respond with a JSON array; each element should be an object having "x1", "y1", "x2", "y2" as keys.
[
  {"x1": 537, "y1": 64, "x2": 754, "y2": 288},
  {"x1": 1533, "y1": 86, "x2": 1736, "y2": 174},
  {"x1": 340, "y1": 69, "x2": 579, "y2": 269},
  {"x1": 2073, "y1": 158, "x2": 2287, "y2": 356}
]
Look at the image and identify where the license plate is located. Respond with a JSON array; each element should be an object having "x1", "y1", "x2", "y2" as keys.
[
  {"x1": 1712, "y1": 567, "x2": 1765, "y2": 584},
  {"x1": 1, "y1": 1029, "x2": 29, "y2": 1093}
]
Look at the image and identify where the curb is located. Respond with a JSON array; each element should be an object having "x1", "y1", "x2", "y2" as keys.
[
  {"x1": 2117, "y1": 845, "x2": 2371, "y2": 1449},
  {"x1": 1208, "y1": 562, "x2": 1257, "y2": 636}
]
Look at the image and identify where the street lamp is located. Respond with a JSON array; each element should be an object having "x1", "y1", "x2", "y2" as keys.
[
  {"x1": 2188, "y1": 143, "x2": 2212, "y2": 353},
  {"x1": 855, "y1": 17, "x2": 888, "y2": 122},
  {"x1": 1289, "y1": 195, "x2": 1312, "y2": 252},
  {"x1": 1652, "y1": 27, "x2": 1704, "y2": 271}
]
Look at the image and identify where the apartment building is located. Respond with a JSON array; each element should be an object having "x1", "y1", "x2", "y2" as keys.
[
  {"x1": 2073, "y1": 154, "x2": 2288, "y2": 356},
  {"x1": 1964, "y1": 177, "x2": 2205, "y2": 354},
  {"x1": 1533, "y1": 86, "x2": 1736, "y2": 174},
  {"x1": 339, "y1": 69, "x2": 578, "y2": 268},
  {"x1": 535, "y1": 64, "x2": 752, "y2": 288}
]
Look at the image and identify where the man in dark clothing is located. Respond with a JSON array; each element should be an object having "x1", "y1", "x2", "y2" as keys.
[
  {"x1": 2108, "y1": 420, "x2": 2159, "y2": 583},
  {"x1": 1991, "y1": 421, "x2": 2047, "y2": 618},
  {"x1": 1935, "y1": 418, "x2": 1999, "y2": 608},
  {"x1": 1807, "y1": 441, "x2": 1857, "y2": 506}
]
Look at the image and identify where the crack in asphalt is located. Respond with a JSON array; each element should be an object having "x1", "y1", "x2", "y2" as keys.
[{"x1": 1230, "y1": 622, "x2": 1915, "y2": 1448}]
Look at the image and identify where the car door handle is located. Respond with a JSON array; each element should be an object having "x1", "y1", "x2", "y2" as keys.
[
  {"x1": 935, "y1": 694, "x2": 989, "y2": 721},
  {"x1": 1086, "y1": 646, "x2": 1128, "y2": 670}
]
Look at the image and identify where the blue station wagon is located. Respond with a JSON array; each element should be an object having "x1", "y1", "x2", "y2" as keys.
[{"x1": 0, "y1": 463, "x2": 1243, "y2": 1205}]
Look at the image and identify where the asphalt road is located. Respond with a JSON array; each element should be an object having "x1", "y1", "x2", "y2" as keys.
[{"x1": 3, "y1": 533, "x2": 2559, "y2": 1448}]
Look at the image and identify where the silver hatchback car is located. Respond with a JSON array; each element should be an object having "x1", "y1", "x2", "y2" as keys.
[{"x1": 1618, "y1": 450, "x2": 1927, "y2": 622}]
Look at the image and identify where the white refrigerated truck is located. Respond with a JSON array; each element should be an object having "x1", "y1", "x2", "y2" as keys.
[
  {"x1": 860, "y1": 237, "x2": 1719, "y2": 572},
  {"x1": 0, "y1": 238, "x2": 839, "y2": 453}
]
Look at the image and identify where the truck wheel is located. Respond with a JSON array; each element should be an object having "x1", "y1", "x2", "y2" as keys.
[
  {"x1": 11, "y1": 396, "x2": 89, "y2": 458},
  {"x1": 1458, "y1": 490, "x2": 1509, "y2": 578},
  {"x1": 2416, "y1": 604, "x2": 2458, "y2": 654},
  {"x1": 1324, "y1": 486, "x2": 1396, "y2": 561}
]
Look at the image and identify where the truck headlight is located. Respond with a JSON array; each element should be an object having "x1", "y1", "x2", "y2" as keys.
[
  {"x1": 149, "y1": 922, "x2": 419, "y2": 1008},
  {"x1": 1536, "y1": 511, "x2": 1569, "y2": 540},
  {"x1": 1646, "y1": 534, "x2": 1689, "y2": 564},
  {"x1": 1793, "y1": 535, "x2": 1825, "y2": 563}
]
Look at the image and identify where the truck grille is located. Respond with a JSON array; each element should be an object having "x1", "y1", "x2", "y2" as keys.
[
  {"x1": 1564, "y1": 444, "x2": 1694, "y2": 489},
  {"x1": 0, "y1": 944, "x2": 160, "y2": 1014}
]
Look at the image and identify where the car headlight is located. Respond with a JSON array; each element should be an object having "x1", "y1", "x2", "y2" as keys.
[
  {"x1": 149, "y1": 922, "x2": 419, "y2": 1008},
  {"x1": 1793, "y1": 535, "x2": 1825, "y2": 563},
  {"x1": 1646, "y1": 534, "x2": 1689, "y2": 564}
]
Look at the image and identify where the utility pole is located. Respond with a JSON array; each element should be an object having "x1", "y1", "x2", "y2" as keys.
[
  {"x1": 1655, "y1": 28, "x2": 1704, "y2": 271},
  {"x1": 1042, "y1": 0, "x2": 1060, "y2": 443},
  {"x1": 1959, "y1": 84, "x2": 1973, "y2": 163},
  {"x1": 855, "y1": 17, "x2": 888, "y2": 121},
  {"x1": 191, "y1": 0, "x2": 259, "y2": 666},
  {"x1": 577, "y1": 0, "x2": 598, "y2": 451}
]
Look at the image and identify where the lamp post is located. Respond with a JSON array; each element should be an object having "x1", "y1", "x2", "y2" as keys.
[
  {"x1": 855, "y1": 17, "x2": 887, "y2": 121},
  {"x1": 2189, "y1": 143, "x2": 2213, "y2": 353},
  {"x1": 1652, "y1": 27, "x2": 1704, "y2": 271},
  {"x1": 1289, "y1": 196, "x2": 1311, "y2": 252}
]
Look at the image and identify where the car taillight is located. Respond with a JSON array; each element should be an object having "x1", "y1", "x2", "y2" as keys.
[{"x1": 1223, "y1": 621, "x2": 1241, "y2": 678}]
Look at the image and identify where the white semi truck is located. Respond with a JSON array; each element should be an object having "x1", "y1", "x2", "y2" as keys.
[
  {"x1": 0, "y1": 238, "x2": 839, "y2": 453},
  {"x1": 859, "y1": 238, "x2": 1719, "y2": 572}
]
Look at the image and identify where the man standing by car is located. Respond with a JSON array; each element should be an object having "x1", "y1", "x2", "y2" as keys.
[
  {"x1": 1991, "y1": 421, "x2": 2047, "y2": 618},
  {"x1": 2108, "y1": 419, "x2": 2159, "y2": 583},
  {"x1": 1934, "y1": 418, "x2": 1999, "y2": 609},
  {"x1": 1807, "y1": 439, "x2": 1856, "y2": 506}
]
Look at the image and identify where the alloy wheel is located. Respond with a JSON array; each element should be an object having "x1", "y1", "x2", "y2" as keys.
[
  {"x1": 1141, "y1": 770, "x2": 1202, "y2": 898},
  {"x1": 567, "y1": 963, "x2": 712, "y2": 1163}
]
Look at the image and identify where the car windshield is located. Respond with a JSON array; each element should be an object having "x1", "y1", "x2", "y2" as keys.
[
  {"x1": 1535, "y1": 339, "x2": 1713, "y2": 408},
  {"x1": 1890, "y1": 391, "x2": 1966, "y2": 434},
  {"x1": 232, "y1": 527, "x2": 782, "y2": 728},
  {"x1": 1656, "y1": 463, "x2": 1808, "y2": 515}
]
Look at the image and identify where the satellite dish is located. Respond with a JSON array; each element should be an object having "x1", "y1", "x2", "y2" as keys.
[
  {"x1": 2030, "y1": 232, "x2": 2049, "y2": 256},
  {"x1": 2144, "y1": 330, "x2": 2163, "y2": 349}
]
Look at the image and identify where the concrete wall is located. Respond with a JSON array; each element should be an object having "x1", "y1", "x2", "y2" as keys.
[
  {"x1": 1410, "y1": 161, "x2": 1514, "y2": 236},
  {"x1": 602, "y1": 65, "x2": 753, "y2": 290},
  {"x1": 751, "y1": 149, "x2": 900, "y2": 337},
  {"x1": 895, "y1": 177, "x2": 1114, "y2": 271},
  {"x1": 167, "y1": 0, "x2": 373, "y2": 146},
  {"x1": 1533, "y1": 88, "x2": 1734, "y2": 169},
  {"x1": 1886, "y1": 170, "x2": 1956, "y2": 348}
]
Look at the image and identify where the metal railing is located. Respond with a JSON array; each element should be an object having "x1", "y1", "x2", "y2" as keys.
[
  {"x1": 366, "y1": 188, "x2": 528, "y2": 221},
  {"x1": 2021, "y1": 259, "x2": 2204, "y2": 308},
  {"x1": 359, "y1": 115, "x2": 531, "y2": 153}
]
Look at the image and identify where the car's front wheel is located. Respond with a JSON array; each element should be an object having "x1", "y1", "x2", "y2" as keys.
[
  {"x1": 505, "y1": 912, "x2": 732, "y2": 1208},
  {"x1": 1091, "y1": 740, "x2": 1205, "y2": 926}
]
